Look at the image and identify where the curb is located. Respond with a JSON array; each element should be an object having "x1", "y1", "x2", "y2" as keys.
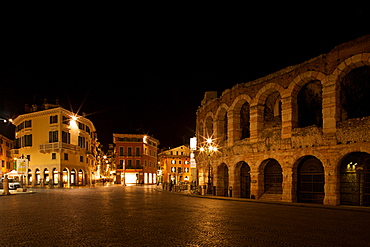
[{"x1": 156, "y1": 188, "x2": 370, "y2": 213}]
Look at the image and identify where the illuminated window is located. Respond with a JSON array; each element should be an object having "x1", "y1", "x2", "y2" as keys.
[{"x1": 171, "y1": 160, "x2": 176, "y2": 164}]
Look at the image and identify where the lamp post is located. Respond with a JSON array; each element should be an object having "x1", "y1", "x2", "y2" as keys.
[{"x1": 199, "y1": 138, "x2": 219, "y2": 195}]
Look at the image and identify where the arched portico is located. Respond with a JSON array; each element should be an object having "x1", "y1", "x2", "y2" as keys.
[
  {"x1": 340, "y1": 152, "x2": 370, "y2": 207},
  {"x1": 296, "y1": 156, "x2": 325, "y2": 204},
  {"x1": 235, "y1": 161, "x2": 251, "y2": 198},
  {"x1": 216, "y1": 163, "x2": 229, "y2": 197}
]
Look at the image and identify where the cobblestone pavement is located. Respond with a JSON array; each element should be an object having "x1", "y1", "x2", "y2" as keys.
[{"x1": 1, "y1": 185, "x2": 370, "y2": 247}]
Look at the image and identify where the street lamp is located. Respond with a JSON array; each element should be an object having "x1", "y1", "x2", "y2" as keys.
[{"x1": 199, "y1": 138, "x2": 219, "y2": 195}]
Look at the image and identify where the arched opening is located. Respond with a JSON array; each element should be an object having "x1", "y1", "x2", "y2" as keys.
[
  {"x1": 340, "y1": 152, "x2": 370, "y2": 206},
  {"x1": 27, "y1": 169, "x2": 32, "y2": 185},
  {"x1": 71, "y1": 169, "x2": 76, "y2": 186},
  {"x1": 264, "y1": 159, "x2": 283, "y2": 195},
  {"x1": 216, "y1": 108, "x2": 228, "y2": 145},
  {"x1": 217, "y1": 163, "x2": 229, "y2": 197},
  {"x1": 263, "y1": 91, "x2": 282, "y2": 127},
  {"x1": 35, "y1": 169, "x2": 40, "y2": 185},
  {"x1": 53, "y1": 168, "x2": 59, "y2": 185},
  {"x1": 297, "y1": 156, "x2": 325, "y2": 204},
  {"x1": 297, "y1": 80, "x2": 322, "y2": 128},
  {"x1": 78, "y1": 169, "x2": 83, "y2": 185},
  {"x1": 239, "y1": 162, "x2": 251, "y2": 198},
  {"x1": 240, "y1": 102, "x2": 250, "y2": 139},
  {"x1": 44, "y1": 168, "x2": 49, "y2": 185},
  {"x1": 205, "y1": 116, "x2": 213, "y2": 138},
  {"x1": 62, "y1": 168, "x2": 69, "y2": 186},
  {"x1": 198, "y1": 122, "x2": 204, "y2": 143},
  {"x1": 340, "y1": 66, "x2": 370, "y2": 121}
]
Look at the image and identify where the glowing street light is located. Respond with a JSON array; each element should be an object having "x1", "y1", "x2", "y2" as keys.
[{"x1": 199, "y1": 137, "x2": 220, "y2": 195}]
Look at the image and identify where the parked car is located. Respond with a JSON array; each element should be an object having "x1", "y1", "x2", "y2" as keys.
[{"x1": 0, "y1": 178, "x2": 21, "y2": 190}]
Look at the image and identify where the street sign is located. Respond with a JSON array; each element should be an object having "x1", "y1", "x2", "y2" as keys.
[{"x1": 17, "y1": 159, "x2": 28, "y2": 175}]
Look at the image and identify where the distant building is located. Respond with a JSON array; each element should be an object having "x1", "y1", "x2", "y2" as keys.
[
  {"x1": 11, "y1": 102, "x2": 99, "y2": 187},
  {"x1": 158, "y1": 145, "x2": 191, "y2": 185},
  {"x1": 113, "y1": 133, "x2": 159, "y2": 185},
  {"x1": 0, "y1": 134, "x2": 13, "y2": 176}
]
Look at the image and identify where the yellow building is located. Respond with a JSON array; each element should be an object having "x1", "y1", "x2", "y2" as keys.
[
  {"x1": 158, "y1": 145, "x2": 191, "y2": 185},
  {"x1": 0, "y1": 134, "x2": 14, "y2": 176},
  {"x1": 11, "y1": 105, "x2": 98, "y2": 187}
]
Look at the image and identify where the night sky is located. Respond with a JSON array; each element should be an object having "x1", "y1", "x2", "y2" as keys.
[{"x1": 0, "y1": 6, "x2": 368, "y2": 150}]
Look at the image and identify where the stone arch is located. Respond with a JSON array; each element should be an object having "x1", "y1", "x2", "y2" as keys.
[
  {"x1": 332, "y1": 53, "x2": 370, "y2": 84},
  {"x1": 197, "y1": 121, "x2": 204, "y2": 144},
  {"x1": 287, "y1": 71, "x2": 327, "y2": 98},
  {"x1": 204, "y1": 112, "x2": 215, "y2": 138},
  {"x1": 326, "y1": 53, "x2": 370, "y2": 127},
  {"x1": 216, "y1": 163, "x2": 229, "y2": 197},
  {"x1": 260, "y1": 159, "x2": 283, "y2": 197},
  {"x1": 339, "y1": 65, "x2": 370, "y2": 121},
  {"x1": 234, "y1": 161, "x2": 251, "y2": 198},
  {"x1": 295, "y1": 155, "x2": 325, "y2": 204},
  {"x1": 285, "y1": 71, "x2": 327, "y2": 129},
  {"x1": 252, "y1": 83, "x2": 285, "y2": 107},
  {"x1": 339, "y1": 151, "x2": 370, "y2": 206},
  {"x1": 229, "y1": 94, "x2": 252, "y2": 142},
  {"x1": 214, "y1": 103, "x2": 229, "y2": 145},
  {"x1": 251, "y1": 83, "x2": 284, "y2": 140}
]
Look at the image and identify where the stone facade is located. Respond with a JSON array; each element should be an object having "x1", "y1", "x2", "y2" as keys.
[{"x1": 195, "y1": 35, "x2": 370, "y2": 206}]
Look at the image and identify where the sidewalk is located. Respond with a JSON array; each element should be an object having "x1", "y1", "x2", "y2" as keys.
[
  {"x1": 154, "y1": 185, "x2": 370, "y2": 213},
  {"x1": 0, "y1": 188, "x2": 36, "y2": 195}
]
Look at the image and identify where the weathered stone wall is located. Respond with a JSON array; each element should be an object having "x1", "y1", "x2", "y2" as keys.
[{"x1": 195, "y1": 35, "x2": 370, "y2": 206}]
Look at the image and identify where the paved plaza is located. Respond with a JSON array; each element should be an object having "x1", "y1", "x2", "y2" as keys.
[{"x1": 1, "y1": 185, "x2": 370, "y2": 246}]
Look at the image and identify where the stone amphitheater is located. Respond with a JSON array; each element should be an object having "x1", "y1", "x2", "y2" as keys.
[{"x1": 195, "y1": 35, "x2": 370, "y2": 206}]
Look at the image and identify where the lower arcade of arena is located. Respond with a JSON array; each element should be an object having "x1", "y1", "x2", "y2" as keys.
[{"x1": 197, "y1": 150, "x2": 370, "y2": 207}]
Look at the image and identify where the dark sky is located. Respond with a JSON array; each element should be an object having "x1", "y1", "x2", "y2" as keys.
[{"x1": 0, "y1": 6, "x2": 368, "y2": 150}]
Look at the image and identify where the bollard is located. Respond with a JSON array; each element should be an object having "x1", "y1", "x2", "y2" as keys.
[
  {"x1": 49, "y1": 180, "x2": 54, "y2": 189},
  {"x1": 2, "y1": 176, "x2": 11, "y2": 195}
]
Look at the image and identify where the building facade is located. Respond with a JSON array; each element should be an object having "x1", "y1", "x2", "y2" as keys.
[
  {"x1": 113, "y1": 133, "x2": 159, "y2": 185},
  {"x1": 196, "y1": 35, "x2": 370, "y2": 206},
  {"x1": 0, "y1": 134, "x2": 14, "y2": 176},
  {"x1": 158, "y1": 145, "x2": 191, "y2": 185},
  {"x1": 11, "y1": 104, "x2": 98, "y2": 187}
]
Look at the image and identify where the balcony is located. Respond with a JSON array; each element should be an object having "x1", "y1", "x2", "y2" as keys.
[
  {"x1": 39, "y1": 142, "x2": 80, "y2": 153},
  {"x1": 11, "y1": 149, "x2": 20, "y2": 156}
]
